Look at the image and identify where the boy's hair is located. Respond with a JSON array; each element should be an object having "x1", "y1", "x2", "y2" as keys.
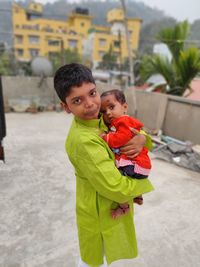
[
  {"x1": 101, "y1": 89, "x2": 126, "y2": 104},
  {"x1": 54, "y1": 63, "x2": 95, "y2": 103}
]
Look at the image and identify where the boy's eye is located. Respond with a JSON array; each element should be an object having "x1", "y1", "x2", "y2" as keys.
[
  {"x1": 73, "y1": 98, "x2": 81, "y2": 105},
  {"x1": 90, "y1": 90, "x2": 96, "y2": 96},
  {"x1": 110, "y1": 105, "x2": 114, "y2": 110}
]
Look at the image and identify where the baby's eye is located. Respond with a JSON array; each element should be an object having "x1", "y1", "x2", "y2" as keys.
[{"x1": 110, "y1": 105, "x2": 114, "y2": 110}]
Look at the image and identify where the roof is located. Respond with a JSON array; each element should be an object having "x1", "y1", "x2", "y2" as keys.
[{"x1": 184, "y1": 78, "x2": 200, "y2": 101}]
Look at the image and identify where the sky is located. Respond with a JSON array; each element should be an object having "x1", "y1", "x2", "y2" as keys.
[{"x1": 36, "y1": 0, "x2": 200, "y2": 23}]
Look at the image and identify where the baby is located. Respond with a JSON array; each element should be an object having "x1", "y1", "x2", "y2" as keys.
[{"x1": 100, "y1": 89, "x2": 152, "y2": 218}]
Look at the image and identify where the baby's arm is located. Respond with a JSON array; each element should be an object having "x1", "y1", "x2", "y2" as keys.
[{"x1": 102, "y1": 121, "x2": 133, "y2": 148}]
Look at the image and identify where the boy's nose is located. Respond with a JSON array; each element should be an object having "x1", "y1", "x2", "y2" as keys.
[{"x1": 85, "y1": 98, "x2": 94, "y2": 108}]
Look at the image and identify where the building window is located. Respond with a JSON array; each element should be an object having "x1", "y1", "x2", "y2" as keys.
[
  {"x1": 113, "y1": 41, "x2": 120, "y2": 48},
  {"x1": 56, "y1": 27, "x2": 64, "y2": 33},
  {"x1": 113, "y1": 52, "x2": 120, "y2": 57},
  {"x1": 69, "y1": 30, "x2": 77, "y2": 35},
  {"x1": 49, "y1": 52, "x2": 58, "y2": 58},
  {"x1": 17, "y1": 49, "x2": 24, "y2": 56},
  {"x1": 68, "y1": 39, "x2": 77, "y2": 48},
  {"x1": 15, "y1": 35, "x2": 23, "y2": 44},
  {"x1": 98, "y1": 51, "x2": 105, "y2": 58},
  {"x1": 29, "y1": 49, "x2": 39, "y2": 57},
  {"x1": 43, "y1": 26, "x2": 54, "y2": 33},
  {"x1": 29, "y1": 35, "x2": 39, "y2": 44},
  {"x1": 99, "y1": 39, "x2": 106, "y2": 47},
  {"x1": 48, "y1": 40, "x2": 60, "y2": 46},
  {"x1": 81, "y1": 22, "x2": 85, "y2": 27}
]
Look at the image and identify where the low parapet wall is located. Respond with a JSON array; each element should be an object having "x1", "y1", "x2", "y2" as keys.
[
  {"x1": 125, "y1": 89, "x2": 200, "y2": 144},
  {"x1": 2, "y1": 77, "x2": 200, "y2": 144}
]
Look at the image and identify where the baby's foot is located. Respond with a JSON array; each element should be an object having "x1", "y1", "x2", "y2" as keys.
[
  {"x1": 134, "y1": 196, "x2": 143, "y2": 205},
  {"x1": 111, "y1": 205, "x2": 130, "y2": 219}
]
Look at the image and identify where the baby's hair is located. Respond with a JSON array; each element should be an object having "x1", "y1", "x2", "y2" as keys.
[
  {"x1": 101, "y1": 89, "x2": 126, "y2": 104},
  {"x1": 54, "y1": 63, "x2": 95, "y2": 103}
]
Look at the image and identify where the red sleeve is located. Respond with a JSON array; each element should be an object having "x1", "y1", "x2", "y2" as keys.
[
  {"x1": 103, "y1": 117, "x2": 134, "y2": 148},
  {"x1": 131, "y1": 117, "x2": 144, "y2": 130}
]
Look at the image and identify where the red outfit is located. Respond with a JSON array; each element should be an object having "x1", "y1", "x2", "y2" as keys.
[{"x1": 102, "y1": 115, "x2": 151, "y2": 175}]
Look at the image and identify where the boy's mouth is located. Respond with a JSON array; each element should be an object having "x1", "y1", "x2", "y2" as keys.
[{"x1": 85, "y1": 108, "x2": 99, "y2": 117}]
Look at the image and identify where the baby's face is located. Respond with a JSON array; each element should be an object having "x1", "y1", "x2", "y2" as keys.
[
  {"x1": 62, "y1": 82, "x2": 101, "y2": 120},
  {"x1": 100, "y1": 94, "x2": 128, "y2": 125}
]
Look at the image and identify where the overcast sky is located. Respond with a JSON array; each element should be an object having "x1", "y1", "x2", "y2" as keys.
[{"x1": 36, "y1": 0, "x2": 200, "y2": 23}]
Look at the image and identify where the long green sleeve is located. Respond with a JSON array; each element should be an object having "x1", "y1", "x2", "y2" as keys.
[{"x1": 73, "y1": 134, "x2": 154, "y2": 204}]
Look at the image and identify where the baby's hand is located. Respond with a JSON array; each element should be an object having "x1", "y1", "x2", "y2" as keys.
[{"x1": 100, "y1": 133, "x2": 106, "y2": 138}]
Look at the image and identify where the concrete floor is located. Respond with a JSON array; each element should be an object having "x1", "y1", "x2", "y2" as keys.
[{"x1": 1, "y1": 112, "x2": 200, "y2": 267}]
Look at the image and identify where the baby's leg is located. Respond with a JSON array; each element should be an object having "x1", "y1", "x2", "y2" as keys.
[{"x1": 111, "y1": 203, "x2": 130, "y2": 219}]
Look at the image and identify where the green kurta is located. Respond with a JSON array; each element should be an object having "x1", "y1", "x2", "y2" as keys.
[{"x1": 66, "y1": 115, "x2": 154, "y2": 266}]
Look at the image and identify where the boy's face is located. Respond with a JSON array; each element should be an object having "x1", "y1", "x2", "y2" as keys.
[
  {"x1": 62, "y1": 82, "x2": 101, "y2": 120},
  {"x1": 100, "y1": 94, "x2": 128, "y2": 125}
]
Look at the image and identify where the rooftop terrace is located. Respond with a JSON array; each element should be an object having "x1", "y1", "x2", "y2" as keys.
[{"x1": 1, "y1": 112, "x2": 200, "y2": 266}]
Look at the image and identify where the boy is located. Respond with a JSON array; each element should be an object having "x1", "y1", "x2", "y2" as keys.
[{"x1": 54, "y1": 63, "x2": 154, "y2": 267}]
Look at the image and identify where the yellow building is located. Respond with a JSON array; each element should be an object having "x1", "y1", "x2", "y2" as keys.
[{"x1": 12, "y1": 2, "x2": 142, "y2": 67}]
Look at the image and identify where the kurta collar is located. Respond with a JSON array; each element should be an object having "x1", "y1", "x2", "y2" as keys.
[{"x1": 74, "y1": 114, "x2": 108, "y2": 131}]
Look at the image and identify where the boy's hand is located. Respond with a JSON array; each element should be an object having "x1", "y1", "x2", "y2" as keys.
[{"x1": 120, "y1": 128, "x2": 146, "y2": 158}]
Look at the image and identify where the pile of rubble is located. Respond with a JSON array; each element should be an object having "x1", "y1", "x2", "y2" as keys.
[{"x1": 152, "y1": 135, "x2": 200, "y2": 172}]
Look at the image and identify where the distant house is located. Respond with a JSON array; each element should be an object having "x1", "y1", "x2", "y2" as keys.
[
  {"x1": 184, "y1": 78, "x2": 200, "y2": 101},
  {"x1": 134, "y1": 75, "x2": 200, "y2": 102},
  {"x1": 153, "y1": 43, "x2": 172, "y2": 61}
]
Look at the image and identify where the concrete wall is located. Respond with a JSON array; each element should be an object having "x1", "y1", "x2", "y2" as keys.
[
  {"x1": 163, "y1": 96, "x2": 200, "y2": 143},
  {"x1": 125, "y1": 89, "x2": 168, "y2": 131},
  {"x1": 2, "y1": 76, "x2": 57, "y2": 109},
  {"x1": 125, "y1": 89, "x2": 200, "y2": 144},
  {"x1": 1, "y1": 77, "x2": 200, "y2": 144}
]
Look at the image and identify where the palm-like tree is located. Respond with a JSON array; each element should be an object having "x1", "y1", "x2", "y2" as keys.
[{"x1": 140, "y1": 21, "x2": 200, "y2": 96}]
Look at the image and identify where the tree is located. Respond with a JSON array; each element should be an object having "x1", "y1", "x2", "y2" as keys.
[
  {"x1": 49, "y1": 48, "x2": 82, "y2": 73},
  {"x1": 98, "y1": 45, "x2": 118, "y2": 70},
  {"x1": 140, "y1": 21, "x2": 200, "y2": 96},
  {"x1": 0, "y1": 52, "x2": 13, "y2": 75},
  {"x1": 139, "y1": 18, "x2": 177, "y2": 54}
]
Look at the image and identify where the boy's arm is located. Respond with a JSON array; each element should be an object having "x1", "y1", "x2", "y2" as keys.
[
  {"x1": 76, "y1": 136, "x2": 154, "y2": 204},
  {"x1": 120, "y1": 129, "x2": 152, "y2": 158}
]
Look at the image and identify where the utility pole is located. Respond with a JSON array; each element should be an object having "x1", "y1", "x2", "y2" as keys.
[
  {"x1": 60, "y1": 39, "x2": 65, "y2": 65},
  {"x1": 118, "y1": 30, "x2": 123, "y2": 89},
  {"x1": 120, "y1": 0, "x2": 137, "y2": 116},
  {"x1": 120, "y1": 0, "x2": 134, "y2": 85}
]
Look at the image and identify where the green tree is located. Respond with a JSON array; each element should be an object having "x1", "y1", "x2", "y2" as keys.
[
  {"x1": 0, "y1": 53, "x2": 12, "y2": 75},
  {"x1": 49, "y1": 48, "x2": 82, "y2": 73},
  {"x1": 140, "y1": 21, "x2": 200, "y2": 96},
  {"x1": 139, "y1": 18, "x2": 177, "y2": 54},
  {"x1": 98, "y1": 45, "x2": 118, "y2": 70}
]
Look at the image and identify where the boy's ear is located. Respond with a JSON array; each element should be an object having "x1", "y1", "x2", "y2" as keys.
[{"x1": 60, "y1": 102, "x2": 71, "y2": 113}]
